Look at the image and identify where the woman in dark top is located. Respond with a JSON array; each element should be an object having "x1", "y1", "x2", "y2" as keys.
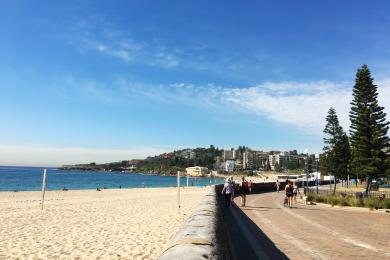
[
  {"x1": 285, "y1": 181, "x2": 294, "y2": 208},
  {"x1": 240, "y1": 177, "x2": 249, "y2": 207}
]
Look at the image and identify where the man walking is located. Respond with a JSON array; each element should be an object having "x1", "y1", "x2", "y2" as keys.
[{"x1": 221, "y1": 178, "x2": 234, "y2": 207}]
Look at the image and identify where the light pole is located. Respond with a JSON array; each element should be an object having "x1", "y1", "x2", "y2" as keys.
[
  {"x1": 304, "y1": 149, "x2": 308, "y2": 194},
  {"x1": 315, "y1": 154, "x2": 319, "y2": 194}
]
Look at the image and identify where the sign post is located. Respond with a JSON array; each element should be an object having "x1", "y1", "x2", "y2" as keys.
[
  {"x1": 41, "y1": 169, "x2": 47, "y2": 210},
  {"x1": 315, "y1": 154, "x2": 319, "y2": 194},
  {"x1": 177, "y1": 171, "x2": 181, "y2": 214},
  {"x1": 304, "y1": 149, "x2": 308, "y2": 194}
]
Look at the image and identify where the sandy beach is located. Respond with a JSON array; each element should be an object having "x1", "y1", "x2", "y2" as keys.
[{"x1": 0, "y1": 187, "x2": 209, "y2": 259}]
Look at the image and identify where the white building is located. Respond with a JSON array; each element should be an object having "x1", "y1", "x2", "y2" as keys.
[
  {"x1": 180, "y1": 149, "x2": 196, "y2": 160},
  {"x1": 269, "y1": 151, "x2": 299, "y2": 170},
  {"x1": 224, "y1": 160, "x2": 235, "y2": 172},
  {"x1": 269, "y1": 153, "x2": 283, "y2": 170},
  {"x1": 186, "y1": 166, "x2": 208, "y2": 177}
]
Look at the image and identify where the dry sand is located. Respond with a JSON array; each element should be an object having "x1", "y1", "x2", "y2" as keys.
[{"x1": 0, "y1": 187, "x2": 209, "y2": 259}]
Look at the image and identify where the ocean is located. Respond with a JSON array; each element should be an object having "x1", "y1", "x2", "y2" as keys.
[{"x1": 0, "y1": 166, "x2": 224, "y2": 192}]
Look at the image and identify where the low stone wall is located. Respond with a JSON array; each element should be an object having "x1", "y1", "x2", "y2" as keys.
[{"x1": 158, "y1": 187, "x2": 229, "y2": 260}]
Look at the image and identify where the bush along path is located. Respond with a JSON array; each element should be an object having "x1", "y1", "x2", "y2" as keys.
[{"x1": 306, "y1": 192, "x2": 390, "y2": 210}]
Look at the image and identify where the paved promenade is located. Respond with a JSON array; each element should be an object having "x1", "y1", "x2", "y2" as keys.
[{"x1": 233, "y1": 192, "x2": 390, "y2": 259}]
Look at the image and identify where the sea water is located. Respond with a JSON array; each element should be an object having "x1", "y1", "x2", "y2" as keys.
[{"x1": 0, "y1": 166, "x2": 224, "y2": 191}]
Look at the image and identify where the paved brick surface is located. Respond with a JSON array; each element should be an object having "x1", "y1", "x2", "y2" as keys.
[{"x1": 234, "y1": 192, "x2": 390, "y2": 259}]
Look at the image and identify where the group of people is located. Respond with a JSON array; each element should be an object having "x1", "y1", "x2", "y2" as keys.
[
  {"x1": 275, "y1": 179, "x2": 300, "y2": 208},
  {"x1": 221, "y1": 177, "x2": 300, "y2": 209},
  {"x1": 221, "y1": 177, "x2": 252, "y2": 207}
]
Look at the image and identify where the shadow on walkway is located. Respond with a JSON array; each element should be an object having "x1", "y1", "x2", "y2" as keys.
[
  {"x1": 243, "y1": 205, "x2": 281, "y2": 210},
  {"x1": 218, "y1": 194, "x2": 288, "y2": 260}
]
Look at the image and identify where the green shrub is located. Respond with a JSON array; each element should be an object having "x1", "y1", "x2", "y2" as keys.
[
  {"x1": 306, "y1": 194, "x2": 315, "y2": 202},
  {"x1": 379, "y1": 199, "x2": 390, "y2": 209},
  {"x1": 364, "y1": 197, "x2": 381, "y2": 209},
  {"x1": 338, "y1": 197, "x2": 350, "y2": 206},
  {"x1": 309, "y1": 194, "x2": 390, "y2": 209},
  {"x1": 350, "y1": 197, "x2": 365, "y2": 207},
  {"x1": 326, "y1": 196, "x2": 339, "y2": 206},
  {"x1": 315, "y1": 196, "x2": 325, "y2": 203}
]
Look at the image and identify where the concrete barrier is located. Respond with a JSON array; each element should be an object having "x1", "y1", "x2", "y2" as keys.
[
  {"x1": 158, "y1": 186, "x2": 230, "y2": 260},
  {"x1": 159, "y1": 180, "x2": 331, "y2": 260}
]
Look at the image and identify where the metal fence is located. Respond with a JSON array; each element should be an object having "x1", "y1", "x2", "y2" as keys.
[{"x1": 307, "y1": 188, "x2": 390, "y2": 199}]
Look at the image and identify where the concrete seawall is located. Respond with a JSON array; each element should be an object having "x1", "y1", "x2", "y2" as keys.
[
  {"x1": 159, "y1": 180, "x2": 331, "y2": 259},
  {"x1": 158, "y1": 186, "x2": 230, "y2": 260}
]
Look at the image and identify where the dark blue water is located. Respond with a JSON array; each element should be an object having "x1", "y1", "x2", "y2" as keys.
[{"x1": 0, "y1": 166, "x2": 224, "y2": 191}]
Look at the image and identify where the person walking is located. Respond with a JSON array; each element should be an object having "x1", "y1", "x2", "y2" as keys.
[
  {"x1": 285, "y1": 181, "x2": 294, "y2": 208},
  {"x1": 275, "y1": 180, "x2": 280, "y2": 192},
  {"x1": 221, "y1": 178, "x2": 234, "y2": 208},
  {"x1": 248, "y1": 179, "x2": 253, "y2": 193},
  {"x1": 240, "y1": 177, "x2": 249, "y2": 207},
  {"x1": 293, "y1": 181, "x2": 300, "y2": 202}
]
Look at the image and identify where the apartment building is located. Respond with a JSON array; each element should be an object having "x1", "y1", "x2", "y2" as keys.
[{"x1": 186, "y1": 166, "x2": 208, "y2": 177}]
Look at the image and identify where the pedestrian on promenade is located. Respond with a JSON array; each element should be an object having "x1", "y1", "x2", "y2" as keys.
[
  {"x1": 221, "y1": 178, "x2": 234, "y2": 207},
  {"x1": 285, "y1": 181, "x2": 294, "y2": 208},
  {"x1": 275, "y1": 180, "x2": 280, "y2": 192},
  {"x1": 248, "y1": 179, "x2": 253, "y2": 193},
  {"x1": 293, "y1": 181, "x2": 300, "y2": 201},
  {"x1": 240, "y1": 177, "x2": 249, "y2": 207}
]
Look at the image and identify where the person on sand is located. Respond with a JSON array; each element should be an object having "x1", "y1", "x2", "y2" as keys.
[
  {"x1": 248, "y1": 179, "x2": 253, "y2": 193},
  {"x1": 240, "y1": 177, "x2": 249, "y2": 207},
  {"x1": 285, "y1": 181, "x2": 294, "y2": 208},
  {"x1": 221, "y1": 178, "x2": 234, "y2": 207}
]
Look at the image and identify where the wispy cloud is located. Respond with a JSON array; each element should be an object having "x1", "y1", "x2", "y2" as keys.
[
  {"x1": 64, "y1": 77, "x2": 390, "y2": 135},
  {"x1": 226, "y1": 80, "x2": 390, "y2": 134},
  {"x1": 221, "y1": 82, "x2": 353, "y2": 133},
  {"x1": 62, "y1": 17, "x2": 182, "y2": 69},
  {"x1": 60, "y1": 16, "x2": 282, "y2": 78}
]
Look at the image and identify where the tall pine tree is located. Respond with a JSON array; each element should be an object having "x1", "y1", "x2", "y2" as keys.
[
  {"x1": 349, "y1": 65, "x2": 390, "y2": 194},
  {"x1": 322, "y1": 107, "x2": 351, "y2": 194}
]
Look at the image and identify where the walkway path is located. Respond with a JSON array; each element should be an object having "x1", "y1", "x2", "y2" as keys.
[{"x1": 233, "y1": 192, "x2": 390, "y2": 259}]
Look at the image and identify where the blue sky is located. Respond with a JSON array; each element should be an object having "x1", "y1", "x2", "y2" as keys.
[{"x1": 1, "y1": 1, "x2": 390, "y2": 166}]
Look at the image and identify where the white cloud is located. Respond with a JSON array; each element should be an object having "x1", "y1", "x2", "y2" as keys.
[
  {"x1": 0, "y1": 145, "x2": 170, "y2": 167},
  {"x1": 84, "y1": 39, "x2": 134, "y2": 62},
  {"x1": 223, "y1": 79, "x2": 390, "y2": 134},
  {"x1": 61, "y1": 76, "x2": 390, "y2": 136},
  {"x1": 118, "y1": 78, "x2": 390, "y2": 135},
  {"x1": 221, "y1": 82, "x2": 352, "y2": 134}
]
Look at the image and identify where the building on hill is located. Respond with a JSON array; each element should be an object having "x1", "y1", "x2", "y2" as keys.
[
  {"x1": 243, "y1": 150, "x2": 254, "y2": 170},
  {"x1": 128, "y1": 159, "x2": 143, "y2": 165},
  {"x1": 186, "y1": 166, "x2": 208, "y2": 177},
  {"x1": 223, "y1": 148, "x2": 236, "y2": 161},
  {"x1": 253, "y1": 151, "x2": 270, "y2": 170},
  {"x1": 223, "y1": 160, "x2": 235, "y2": 172},
  {"x1": 180, "y1": 149, "x2": 196, "y2": 160},
  {"x1": 269, "y1": 151, "x2": 300, "y2": 170}
]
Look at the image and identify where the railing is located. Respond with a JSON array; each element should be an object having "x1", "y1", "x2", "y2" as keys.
[{"x1": 307, "y1": 188, "x2": 390, "y2": 199}]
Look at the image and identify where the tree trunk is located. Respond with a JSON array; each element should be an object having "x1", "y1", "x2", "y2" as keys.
[
  {"x1": 333, "y1": 178, "x2": 337, "y2": 195},
  {"x1": 365, "y1": 176, "x2": 371, "y2": 196}
]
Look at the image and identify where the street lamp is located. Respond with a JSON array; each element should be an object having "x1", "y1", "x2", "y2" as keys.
[
  {"x1": 315, "y1": 154, "x2": 319, "y2": 194},
  {"x1": 304, "y1": 149, "x2": 309, "y2": 194}
]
